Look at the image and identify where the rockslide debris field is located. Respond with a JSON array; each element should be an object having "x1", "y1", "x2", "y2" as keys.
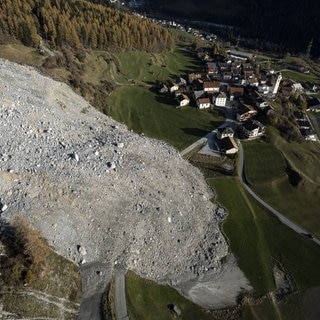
[{"x1": 0, "y1": 59, "x2": 233, "y2": 307}]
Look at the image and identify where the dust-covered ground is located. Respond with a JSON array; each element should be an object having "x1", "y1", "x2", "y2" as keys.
[{"x1": 0, "y1": 59, "x2": 251, "y2": 317}]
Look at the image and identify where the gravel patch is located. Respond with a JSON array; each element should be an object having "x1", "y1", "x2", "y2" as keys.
[{"x1": 0, "y1": 59, "x2": 249, "y2": 314}]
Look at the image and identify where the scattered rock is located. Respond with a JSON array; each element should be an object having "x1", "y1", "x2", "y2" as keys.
[
  {"x1": 0, "y1": 59, "x2": 229, "y2": 303},
  {"x1": 77, "y1": 245, "x2": 87, "y2": 256},
  {"x1": 107, "y1": 161, "x2": 116, "y2": 169},
  {"x1": 0, "y1": 203, "x2": 8, "y2": 212}
]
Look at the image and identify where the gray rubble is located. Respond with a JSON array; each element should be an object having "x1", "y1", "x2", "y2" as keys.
[{"x1": 0, "y1": 59, "x2": 231, "y2": 303}]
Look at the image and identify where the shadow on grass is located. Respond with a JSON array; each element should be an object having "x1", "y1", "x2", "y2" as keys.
[
  {"x1": 181, "y1": 127, "x2": 209, "y2": 137},
  {"x1": 285, "y1": 163, "x2": 302, "y2": 187},
  {"x1": 211, "y1": 120, "x2": 225, "y2": 129},
  {"x1": 155, "y1": 94, "x2": 177, "y2": 106}
]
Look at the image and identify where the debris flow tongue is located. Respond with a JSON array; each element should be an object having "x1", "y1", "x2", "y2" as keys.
[{"x1": 0, "y1": 58, "x2": 228, "y2": 290}]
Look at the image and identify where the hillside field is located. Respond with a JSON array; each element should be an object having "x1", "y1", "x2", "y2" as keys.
[
  {"x1": 210, "y1": 177, "x2": 320, "y2": 320},
  {"x1": 242, "y1": 136, "x2": 320, "y2": 237},
  {"x1": 108, "y1": 86, "x2": 224, "y2": 150}
]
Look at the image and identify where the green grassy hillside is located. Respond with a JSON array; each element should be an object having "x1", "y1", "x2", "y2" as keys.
[
  {"x1": 210, "y1": 177, "x2": 320, "y2": 319},
  {"x1": 243, "y1": 137, "x2": 320, "y2": 237},
  {"x1": 108, "y1": 86, "x2": 223, "y2": 150}
]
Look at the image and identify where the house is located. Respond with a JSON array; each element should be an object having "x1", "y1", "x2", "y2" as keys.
[
  {"x1": 193, "y1": 90, "x2": 205, "y2": 100},
  {"x1": 174, "y1": 90, "x2": 183, "y2": 98},
  {"x1": 203, "y1": 81, "x2": 220, "y2": 93},
  {"x1": 197, "y1": 51, "x2": 209, "y2": 60},
  {"x1": 222, "y1": 71, "x2": 232, "y2": 81},
  {"x1": 291, "y1": 82, "x2": 304, "y2": 92},
  {"x1": 218, "y1": 136, "x2": 239, "y2": 154},
  {"x1": 214, "y1": 92, "x2": 227, "y2": 107},
  {"x1": 236, "y1": 103, "x2": 257, "y2": 121},
  {"x1": 177, "y1": 94, "x2": 190, "y2": 107},
  {"x1": 227, "y1": 50, "x2": 254, "y2": 61},
  {"x1": 242, "y1": 63, "x2": 253, "y2": 70},
  {"x1": 197, "y1": 97, "x2": 211, "y2": 109},
  {"x1": 188, "y1": 73, "x2": 202, "y2": 84},
  {"x1": 306, "y1": 98, "x2": 320, "y2": 112},
  {"x1": 258, "y1": 83, "x2": 271, "y2": 95},
  {"x1": 248, "y1": 77, "x2": 259, "y2": 87},
  {"x1": 294, "y1": 111, "x2": 306, "y2": 120},
  {"x1": 297, "y1": 119, "x2": 310, "y2": 129},
  {"x1": 219, "y1": 84, "x2": 228, "y2": 94},
  {"x1": 169, "y1": 82, "x2": 179, "y2": 93},
  {"x1": 231, "y1": 66, "x2": 241, "y2": 78},
  {"x1": 240, "y1": 120, "x2": 265, "y2": 138},
  {"x1": 216, "y1": 126, "x2": 234, "y2": 140},
  {"x1": 229, "y1": 86, "x2": 244, "y2": 101},
  {"x1": 176, "y1": 77, "x2": 187, "y2": 87},
  {"x1": 300, "y1": 128, "x2": 317, "y2": 141},
  {"x1": 191, "y1": 78, "x2": 204, "y2": 90},
  {"x1": 159, "y1": 83, "x2": 168, "y2": 94},
  {"x1": 256, "y1": 97, "x2": 268, "y2": 108},
  {"x1": 206, "y1": 62, "x2": 219, "y2": 75},
  {"x1": 219, "y1": 62, "x2": 230, "y2": 71},
  {"x1": 253, "y1": 91, "x2": 268, "y2": 108},
  {"x1": 243, "y1": 70, "x2": 255, "y2": 79},
  {"x1": 271, "y1": 72, "x2": 282, "y2": 94}
]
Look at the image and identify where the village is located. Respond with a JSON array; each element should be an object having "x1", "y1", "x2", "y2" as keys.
[{"x1": 158, "y1": 48, "x2": 320, "y2": 156}]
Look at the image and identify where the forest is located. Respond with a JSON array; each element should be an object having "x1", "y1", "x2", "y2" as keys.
[{"x1": 0, "y1": 0, "x2": 175, "y2": 52}]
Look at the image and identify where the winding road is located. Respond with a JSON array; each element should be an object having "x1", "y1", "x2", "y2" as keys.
[{"x1": 181, "y1": 103, "x2": 320, "y2": 246}]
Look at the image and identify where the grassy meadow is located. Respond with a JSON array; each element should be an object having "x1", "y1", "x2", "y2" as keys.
[
  {"x1": 106, "y1": 48, "x2": 227, "y2": 150},
  {"x1": 112, "y1": 48, "x2": 202, "y2": 84},
  {"x1": 126, "y1": 272, "x2": 219, "y2": 320},
  {"x1": 242, "y1": 135, "x2": 320, "y2": 237},
  {"x1": 210, "y1": 177, "x2": 320, "y2": 319},
  {"x1": 108, "y1": 86, "x2": 224, "y2": 150},
  {"x1": 0, "y1": 43, "x2": 45, "y2": 66}
]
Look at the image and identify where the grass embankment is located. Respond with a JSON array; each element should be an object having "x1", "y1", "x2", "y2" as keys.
[
  {"x1": 108, "y1": 86, "x2": 223, "y2": 150},
  {"x1": 0, "y1": 43, "x2": 45, "y2": 65},
  {"x1": 125, "y1": 271, "x2": 219, "y2": 320},
  {"x1": 112, "y1": 48, "x2": 202, "y2": 84},
  {"x1": 210, "y1": 177, "x2": 320, "y2": 320},
  {"x1": 242, "y1": 135, "x2": 320, "y2": 237}
]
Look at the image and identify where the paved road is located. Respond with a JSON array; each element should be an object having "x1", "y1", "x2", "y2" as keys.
[
  {"x1": 79, "y1": 262, "x2": 112, "y2": 320},
  {"x1": 115, "y1": 269, "x2": 129, "y2": 320},
  {"x1": 180, "y1": 136, "x2": 208, "y2": 156},
  {"x1": 237, "y1": 140, "x2": 320, "y2": 246}
]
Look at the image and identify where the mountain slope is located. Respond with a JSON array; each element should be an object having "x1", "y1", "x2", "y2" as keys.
[{"x1": 0, "y1": 0, "x2": 175, "y2": 52}]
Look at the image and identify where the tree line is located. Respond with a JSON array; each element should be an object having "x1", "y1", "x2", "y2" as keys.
[{"x1": 0, "y1": 0, "x2": 175, "y2": 52}]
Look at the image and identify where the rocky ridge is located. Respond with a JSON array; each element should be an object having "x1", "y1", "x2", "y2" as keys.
[{"x1": 0, "y1": 59, "x2": 228, "y2": 303}]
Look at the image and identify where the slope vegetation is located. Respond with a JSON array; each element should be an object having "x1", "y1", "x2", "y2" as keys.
[{"x1": 0, "y1": 0, "x2": 175, "y2": 52}]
